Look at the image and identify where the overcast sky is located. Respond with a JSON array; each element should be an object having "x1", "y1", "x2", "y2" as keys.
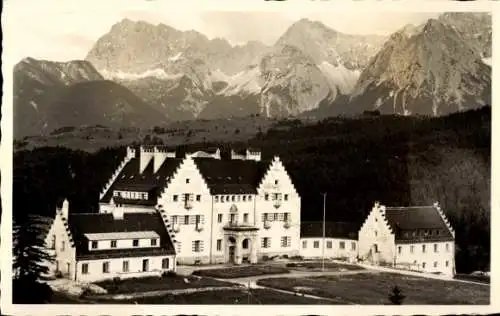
[{"x1": 3, "y1": 2, "x2": 450, "y2": 63}]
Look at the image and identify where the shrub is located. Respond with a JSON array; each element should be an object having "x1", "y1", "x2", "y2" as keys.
[
  {"x1": 162, "y1": 270, "x2": 177, "y2": 278},
  {"x1": 388, "y1": 285, "x2": 406, "y2": 305}
]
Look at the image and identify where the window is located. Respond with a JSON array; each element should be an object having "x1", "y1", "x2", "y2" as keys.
[
  {"x1": 446, "y1": 243, "x2": 450, "y2": 252},
  {"x1": 326, "y1": 241, "x2": 332, "y2": 249},
  {"x1": 226, "y1": 196, "x2": 230, "y2": 202},
  {"x1": 61, "y1": 241, "x2": 66, "y2": 251},
  {"x1": 434, "y1": 261, "x2": 438, "y2": 268},
  {"x1": 172, "y1": 216, "x2": 178, "y2": 224},
  {"x1": 232, "y1": 196, "x2": 235, "y2": 202},
  {"x1": 217, "y1": 214, "x2": 223, "y2": 223},
  {"x1": 237, "y1": 196, "x2": 241, "y2": 202},
  {"x1": 398, "y1": 246, "x2": 402, "y2": 254},
  {"x1": 215, "y1": 196, "x2": 219, "y2": 203},
  {"x1": 265, "y1": 193, "x2": 269, "y2": 201},
  {"x1": 374, "y1": 244, "x2": 378, "y2": 253},
  {"x1": 133, "y1": 239, "x2": 139, "y2": 247},
  {"x1": 284, "y1": 213, "x2": 289, "y2": 222},
  {"x1": 142, "y1": 259, "x2": 149, "y2": 272},
  {"x1": 122, "y1": 260, "x2": 129, "y2": 272},
  {"x1": 243, "y1": 196, "x2": 246, "y2": 201},
  {"x1": 91, "y1": 241, "x2": 98, "y2": 249},
  {"x1": 280, "y1": 236, "x2": 291, "y2": 247},
  {"x1": 445, "y1": 261, "x2": 449, "y2": 267},
  {"x1": 243, "y1": 213, "x2": 249, "y2": 223},
  {"x1": 196, "y1": 195, "x2": 201, "y2": 201},
  {"x1": 261, "y1": 237, "x2": 271, "y2": 248},
  {"x1": 103, "y1": 262, "x2": 110, "y2": 273},
  {"x1": 351, "y1": 242, "x2": 356, "y2": 251},
  {"x1": 434, "y1": 244, "x2": 438, "y2": 253},
  {"x1": 248, "y1": 195, "x2": 252, "y2": 201},
  {"x1": 243, "y1": 239, "x2": 249, "y2": 249},
  {"x1": 313, "y1": 241, "x2": 319, "y2": 248},
  {"x1": 151, "y1": 238, "x2": 157, "y2": 246},
  {"x1": 302, "y1": 240, "x2": 307, "y2": 249},
  {"x1": 162, "y1": 258, "x2": 169, "y2": 269},
  {"x1": 217, "y1": 239, "x2": 222, "y2": 251},
  {"x1": 195, "y1": 215, "x2": 201, "y2": 224},
  {"x1": 186, "y1": 178, "x2": 190, "y2": 184},
  {"x1": 422, "y1": 262, "x2": 426, "y2": 269},
  {"x1": 193, "y1": 240, "x2": 202, "y2": 252},
  {"x1": 374, "y1": 230, "x2": 378, "y2": 237},
  {"x1": 184, "y1": 215, "x2": 189, "y2": 225},
  {"x1": 230, "y1": 214, "x2": 236, "y2": 224},
  {"x1": 173, "y1": 195, "x2": 178, "y2": 202},
  {"x1": 410, "y1": 245, "x2": 414, "y2": 253},
  {"x1": 110, "y1": 240, "x2": 117, "y2": 248},
  {"x1": 275, "y1": 180, "x2": 279, "y2": 185},
  {"x1": 339, "y1": 241, "x2": 345, "y2": 249},
  {"x1": 274, "y1": 213, "x2": 279, "y2": 221},
  {"x1": 51, "y1": 235, "x2": 56, "y2": 249},
  {"x1": 284, "y1": 194, "x2": 288, "y2": 201},
  {"x1": 82, "y1": 263, "x2": 89, "y2": 275},
  {"x1": 422, "y1": 245, "x2": 426, "y2": 253}
]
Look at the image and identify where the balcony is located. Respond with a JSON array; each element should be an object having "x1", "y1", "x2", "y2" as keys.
[
  {"x1": 264, "y1": 221, "x2": 271, "y2": 229},
  {"x1": 223, "y1": 221, "x2": 259, "y2": 232},
  {"x1": 196, "y1": 222, "x2": 204, "y2": 232},
  {"x1": 172, "y1": 223, "x2": 180, "y2": 233}
]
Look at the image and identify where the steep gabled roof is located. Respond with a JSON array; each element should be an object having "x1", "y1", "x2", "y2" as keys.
[
  {"x1": 383, "y1": 206, "x2": 454, "y2": 243},
  {"x1": 301, "y1": 221, "x2": 359, "y2": 240},
  {"x1": 68, "y1": 211, "x2": 175, "y2": 260},
  {"x1": 193, "y1": 157, "x2": 271, "y2": 194},
  {"x1": 100, "y1": 157, "x2": 183, "y2": 204}
]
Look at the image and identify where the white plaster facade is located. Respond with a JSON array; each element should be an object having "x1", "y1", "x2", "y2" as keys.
[
  {"x1": 300, "y1": 238, "x2": 358, "y2": 262},
  {"x1": 358, "y1": 202, "x2": 456, "y2": 276},
  {"x1": 98, "y1": 147, "x2": 302, "y2": 265}
]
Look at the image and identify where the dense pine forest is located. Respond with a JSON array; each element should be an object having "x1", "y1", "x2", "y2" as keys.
[{"x1": 13, "y1": 106, "x2": 491, "y2": 274}]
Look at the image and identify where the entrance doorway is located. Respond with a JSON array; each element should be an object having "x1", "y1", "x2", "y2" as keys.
[{"x1": 229, "y1": 245, "x2": 236, "y2": 263}]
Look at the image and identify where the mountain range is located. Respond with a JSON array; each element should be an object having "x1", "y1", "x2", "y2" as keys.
[{"x1": 13, "y1": 13, "x2": 492, "y2": 138}]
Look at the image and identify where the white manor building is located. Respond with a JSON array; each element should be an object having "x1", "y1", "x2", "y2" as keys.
[{"x1": 44, "y1": 146, "x2": 456, "y2": 281}]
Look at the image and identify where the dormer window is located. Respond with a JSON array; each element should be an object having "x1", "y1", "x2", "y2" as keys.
[
  {"x1": 196, "y1": 195, "x2": 201, "y2": 201},
  {"x1": 186, "y1": 178, "x2": 190, "y2": 184},
  {"x1": 232, "y1": 196, "x2": 235, "y2": 202},
  {"x1": 242, "y1": 196, "x2": 247, "y2": 202},
  {"x1": 215, "y1": 196, "x2": 219, "y2": 203},
  {"x1": 91, "y1": 241, "x2": 98, "y2": 249},
  {"x1": 226, "y1": 196, "x2": 230, "y2": 202},
  {"x1": 133, "y1": 239, "x2": 139, "y2": 247},
  {"x1": 110, "y1": 240, "x2": 117, "y2": 248},
  {"x1": 151, "y1": 238, "x2": 157, "y2": 246}
]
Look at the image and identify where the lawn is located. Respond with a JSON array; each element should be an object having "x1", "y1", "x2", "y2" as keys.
[
  {"x1": 95, "y1": 288, "x2": 335, "y2": 304},
  {"x1": 192, "y1": 265, "x2": 290, "y2": 279},
  {"x1": 94, "y1": 274, "x2": 236, "y2": 294},
  {"x1": 257, "y1": 272, "x2": 490, "y2": 305},
  {"x1": 285, "y1": 261, "x2": 365, "y2": 272}
]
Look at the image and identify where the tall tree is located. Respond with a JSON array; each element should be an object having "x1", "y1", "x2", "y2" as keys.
[{"x1": 12, "y1": 214, "x2": 54, "y2": 303}]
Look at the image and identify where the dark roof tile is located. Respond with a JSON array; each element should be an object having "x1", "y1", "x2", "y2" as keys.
[{"x1": 300, "y1": 221, "x2": 359, "y2": 240}]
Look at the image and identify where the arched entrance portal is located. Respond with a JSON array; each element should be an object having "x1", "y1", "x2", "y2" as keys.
[{"x1": 228, "y1": 237, "x2": 237, "y2": 263}]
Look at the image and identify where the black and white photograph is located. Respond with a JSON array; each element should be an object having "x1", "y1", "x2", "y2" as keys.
[{"x1": 1, "y1": 0, "x2": 495, "y2": 314}]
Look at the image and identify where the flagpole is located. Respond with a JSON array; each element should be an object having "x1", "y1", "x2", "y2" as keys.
[{"x1": 322, "y1": 192, "x2": 326, "y2": 272}]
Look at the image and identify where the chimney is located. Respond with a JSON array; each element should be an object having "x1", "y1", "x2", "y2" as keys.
[
  {"x1": 139, "y1": 146, "x2": 154, "y2": 173},
  {"x1": 126, "y1": 146, "x2": 137, "y2": 160},
  {"x1": 60, "y1": 198, "x2": 69, "y2": 219}
]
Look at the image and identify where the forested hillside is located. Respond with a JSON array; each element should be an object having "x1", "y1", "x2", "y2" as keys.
[{"x1": 13, "y1": 106, "x2": 491, "y2": 273}]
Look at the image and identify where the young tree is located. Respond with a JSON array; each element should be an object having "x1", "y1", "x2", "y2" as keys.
[
  {"x1": 13, "y1": 214, "x2": 54, "y2": 303},
  {"x1": 388, "y1": 285, "x2": 406, "y2": 305}
]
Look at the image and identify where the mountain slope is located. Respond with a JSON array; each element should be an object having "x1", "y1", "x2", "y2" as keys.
[
  {"x1": 14, "y1": 58, "x2": 105, "y2": 137},
  {"x1": 13, "y1": 58, "x2": 167, "y2": 138},
  {"x1": 311, "y1": 14, "x2": 491, "y2": 117}
]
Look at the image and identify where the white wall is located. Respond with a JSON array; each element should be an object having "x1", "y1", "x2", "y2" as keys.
[
  {"x1": 358, "y1": 205, "x2": 396, "y2": 265},
  {"x1": 45, "y1": 211, "x2": 77, "y2": 280},
  {"x1": 87, "y1": 237, "x2": 160, "y2": 251},
  {"x1": 156, "y1": 157, "x2": 213, "y2": 263},
  {"x1": 300, "y1": 238, "x2": 358, "y2": 261},
  {"x1": 395, "y1": 241, "x2": 455, "y2": 275},
  {"x1": 256, "y1": 157, "x2": 301, "y2": 257},
  {"x1": 76, "y1": 255, "x2": 176, "y2": 283}
]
